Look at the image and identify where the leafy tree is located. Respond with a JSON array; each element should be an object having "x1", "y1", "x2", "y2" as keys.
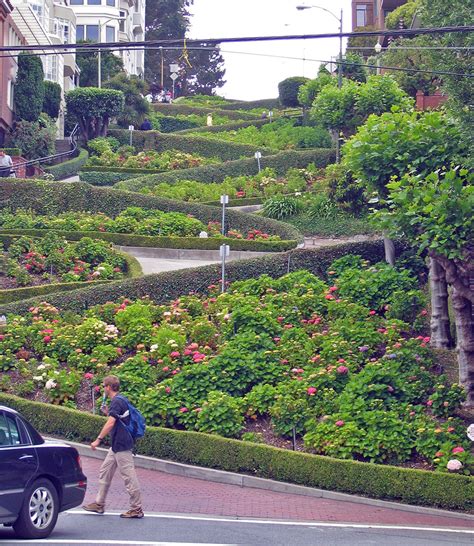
[
  {"x1": 341, "y1": 110, "x2": 462, "y2": 198},
  {"x1": 180, "y1": 44, "x2": 226, "y2": 96},
  {"x1": 385, "y1": 0, "x2": 419, "y2": 30},
  {"x1": 43, "y1": 81, "x2": 62, "y2": 119},
  {"x1": 297, "y1": 67, "x2": 336, "y2": 108},
  {"x1": 375, "y1": 168, "x2": 474, "y2": 404},
  {"x1": 76, "y1": 42, "x2": 124, "y2": 87},
  {"x1": 278, "y1": 77, "x2": 310, "y2": 107},
  {"x1": 104, "y1": 74, "x2": 149, "y2": 128},
  {"x1": 65, "y1": 88, "x2": 124, "y2": 142},
  {"x1": 14, "y1": 53, "x2": 45, "y2": 122},
  {"x1": 341, "y1": 53, "x2": 367, "y2": 83},
  {"x1": 355, "y1": 75, "x2": 413, "y2": 117},
  {"x1": 347, "y1": 25, "x2": 377, "y2": 59},
  {"x1": 9, "y1": 115, "x2": 56, "y2": 159}
]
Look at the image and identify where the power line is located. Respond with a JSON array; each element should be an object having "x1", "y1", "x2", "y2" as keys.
[{"x1": 1, "y1": 25, "x2": 473, "y2": 53}]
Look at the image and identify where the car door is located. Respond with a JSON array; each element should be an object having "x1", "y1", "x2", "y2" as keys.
[{"x1": 0, "y1": 411, "x2": 39, "y2": 521}]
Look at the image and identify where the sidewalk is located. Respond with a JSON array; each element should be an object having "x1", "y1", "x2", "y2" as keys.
[{"x1": 79, "y1": 454, "x2": 474, "y2": 529}]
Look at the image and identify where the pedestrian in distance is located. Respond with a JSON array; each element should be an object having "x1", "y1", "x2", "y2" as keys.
[
  {"x1": 0, "y1": 150, "x2": 13, "y2": 177},
  {"x1": 139, "y1": 118, "x2": 152, "y2": 131},
  {"x1": 83, "y1": 375, "x2": 144, "y2": 519}
]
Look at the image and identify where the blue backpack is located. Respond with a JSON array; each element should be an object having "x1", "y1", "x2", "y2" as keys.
[{"x1": 116, "y1": 395, "x2": 146, "y2": 441}]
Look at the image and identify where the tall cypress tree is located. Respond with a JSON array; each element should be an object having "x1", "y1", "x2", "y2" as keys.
[{"x1": 14, "y1": 53, "x2": 45, "y2": 122}]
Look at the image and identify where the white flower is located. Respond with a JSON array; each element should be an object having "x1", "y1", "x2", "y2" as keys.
[
  {"x1": 447, "y1": 459, "x2": 463, "y2": 471},
  {"x1": 37, "y1": 364, "x2": 46, "y2": 370},
  {"x1": 150, "y1": 344, "x2": 158, "y2": 351},
  {"x1": 163, "y1": 311, "x2": 172, "y2": 317},
  {"x1": 33, "y1": 376, "x2": 44, "y2": 382},
  {"x1": 45, "y1": 379, "x2": 57, "y2": 390}
]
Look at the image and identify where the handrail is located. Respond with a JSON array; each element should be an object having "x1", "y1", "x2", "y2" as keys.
[{"x1": 10, "y1": 123, "x2": 80, "y2": 175}]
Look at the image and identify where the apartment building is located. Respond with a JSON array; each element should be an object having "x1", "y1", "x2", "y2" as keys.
[
  {"x1": 352, "y1": 0, "x2": 408, "y2": 31},
  {"x1": 0, "y1": 0, "x2": 25, "y2": 145},
  {"x1": 69, "y1": 0, "x2": 145, "y2": 77}
]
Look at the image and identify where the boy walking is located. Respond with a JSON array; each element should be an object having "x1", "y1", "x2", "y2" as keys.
[{"x1": 83, "y1": 375, "x2": 144, "y2": 518}]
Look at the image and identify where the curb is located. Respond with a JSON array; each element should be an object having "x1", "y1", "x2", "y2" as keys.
[{"x1": 59, "y1": 438, "x2": 474, "y2": 523}]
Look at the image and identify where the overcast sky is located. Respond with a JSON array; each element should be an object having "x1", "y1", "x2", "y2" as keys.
[{"x1": 188, "y1": 0, "x2": 353, "y2": 100}]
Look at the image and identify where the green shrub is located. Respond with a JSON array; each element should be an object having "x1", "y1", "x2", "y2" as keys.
[
  {"x1": 44, "y1": 149, "x2": 89, "y2": 181},
  {"x1": 151, "y1": 103, "x2": 257, "y2": 120},
  {"x1": 14, "y1": 53, "x2": 44, "y2": 122},
  {"x1": 263, "y1": 196, "x2": 303, "y2": 219},
  {"x1": 43, "y1": 81, "x2": 62, "y2": 119},
  {"x1": 196, "y1": 391, "x2": 244, "y2": 438},
  {"x1": 278, "y1": 77, "x2": 310, "y2": 107},
  {"x1": 0, "y1": 393, "x2": 471, "y2": 510},
  {"x1": 9, "y1": 116, "x2": 56, "y2": 160},
  {"x1": 79, "y1": 170, "x2": 139, "y2": 185},
  {"x1": 177, "y1": 118, "x2": 270, "y2": 135}
]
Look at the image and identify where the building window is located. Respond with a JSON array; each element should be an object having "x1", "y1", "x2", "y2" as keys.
[
  {"x1": 105, "y1": 26, "x2": 115, "y2": 42},
  {"x1": 356, "y1": 5, "x2": 367, "y2": 27},
  {"x1": 87, "y1": 0, "x2": 101, "y2": 4},
  {"x1": 76, "y1": 24, "x2": 84, "y2": 41},
  {"x1": 106, "y1": 0, "x2": 115, "y2": 5},
  {"x1": 70, "y1": 0, "x2": 84, "y2": 4},
  {"x1": 119, "y1": 10, "x2": 126, "y2": 32},
  {"x1": 86, "y1": 25, "x2": 99, "y2": 41}
]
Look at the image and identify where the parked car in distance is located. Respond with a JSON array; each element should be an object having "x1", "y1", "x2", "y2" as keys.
[{"x1": 0, "y1": 405, "x2": 87, "y2": 539}]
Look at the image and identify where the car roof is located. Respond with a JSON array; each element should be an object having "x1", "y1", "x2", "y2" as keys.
[{"x1": 0, "y1": 405, "x2": 18, "y2": 414}]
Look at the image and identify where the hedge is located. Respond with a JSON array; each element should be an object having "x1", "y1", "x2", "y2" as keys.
[
  {"x1": 44, "y1": 148, "x2": 89, "y2": 180},
  {"x1": 151, "y1": 103, "x2": 257, "y2": 120},
  {"x1": 107, "y1": 129, "x2": 277, "y2": 161},
  {"x1": 154, "y1": 116, "x2": 200, "y2": 133},
  {"x1": 218, "y1": 98, "x2": 281, "y2": 111},
  {"x1": 0, "y1": 244, "x2": 142, "y2": 304},
  {"x1": 116, "y1": 149, "x2": 335, "y2": 191},
  {"x1": 176, "y1": 118, "x2": 270, "y2": 135},
  {"x1": 1, "y1": 241, "x2": 394, "y2": 316},
  {"x1": 0, "y1": 228, "x2": 297, "y2": 253},
  {"x1": 1, "y1": 393, "x2": 472, "y2": 511},
  {"x1": 0, "y1": 179, "x2": 302, "y2": 242},
  {"x1": 0, "y1": 148, "x2": 21, "y2": 156},
  {"x1": 79, "y1": 170, "x2": 139, "y2": 186}
]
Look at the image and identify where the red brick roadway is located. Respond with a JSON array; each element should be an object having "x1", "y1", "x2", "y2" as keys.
[{"x1": 80, "y1": 456, "x2": 473, "y2": 529}]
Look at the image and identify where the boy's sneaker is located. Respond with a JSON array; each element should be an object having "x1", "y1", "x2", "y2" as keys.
[
  {"x1": 83, "y1": 502, "x2": 105, "y2": 514},
  {"x1": 120, "y1": 508, "x2": 144, "y2": 519}
]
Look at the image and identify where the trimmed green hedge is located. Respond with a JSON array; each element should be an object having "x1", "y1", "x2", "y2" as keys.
[
  {"x1": 117, "y1": 149, "x2": 335, "y2": 190},
  {"x1": 44, "y1": 148, "x2": 89, "y2": 180},
  {"x1": 0, "y1": 243, "x2": 142, "y2": 304},
  {"x1": 218, "y1": 98, "x2": 281, "y2": 111},
  {"x1": 107, "y1": 129, "x2": 276, "y2": 161},
  {"x1": 0, "y1": 148, "x2": 21, "y2": 156},
  {"x1": 79, "y1": 170, "x2": 139, "y2": 186},
  {"x1": 155, "y1": 116, "x2": 200, "y2": 133},
  {"x1": 0, "y1": 228, "x2": 297, "y2": 252},
  {"x1": 151, "y1": 104, "x2": 257, "y2": 119},
  {"x1": 1, "y1": 392, "x2": 472, "y2": 511},
  {"x1": 176, "y1": 118, "x2": 270, "y2": 135},
  {"x1": 0, "y1": 179, "x2": 302, "y2": 242},
  {"x1": 1, "y1": 241, "x2": 393, "y2": 315}
]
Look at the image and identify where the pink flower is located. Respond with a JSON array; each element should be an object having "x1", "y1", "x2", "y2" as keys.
[
  {"x1": 435, "y1": 451, "x2": 444, "y2": 458},
  {"x1": 337, "y1": 365, "x2": 349, "y2": 375},
  {"x1": 273, "y1": 337, "x2": 281, "y2": 343},
  {"x1": 194, "y1": 407, "x2": 202, "y2": 412},
  {"x1": 165, "y1": 387, "x2": 171, "y2": 394},
  {"x1": 329, "y1": 286, "x2": 338, "y2": 292},
  {"x1": 325, "y1": 294, "x2": 334, "y2": 300},
  {"x1": 452, "y1": 446, "x2": 465, "y2": 454},
  {"x1": 423, "y1": 336, "x2": 431, "y2": 343},
  {"x1": 277, "y1": 316, "x2": 284, "y2": 322},
  {"x1": 179, "y1": 407, "x2": 188, "y2": 413},
  {"x1": 170, "y1": 351, "x2": 180, "y2": 358},
  {"x1": 311, "y1": 355, "x2": 321, "y2": 362},
  {"x1": 193, "y1": 352, "x2": 206, "y2": 362},
  {"x1": 369, "y1": 310, "x2": 376, "y2": 316},
  {"x1": 83, "y1": 372, "x2": 94, "y2": 380},
  {"x1": 43, "y1": 336, "x2": 52, "y2": 343},
  {"x1": 335, "y1": 420, "x2": 345, "y2": 427},
  {"x1": 447, "y1": 459, "x2": 463, "y2": 471},
  {"x1": 358, "y1": 346, "x2": 369, "y2": 352},
  {"x1": 307, "y1": 387, "x2": 317, "y2": 396},
  {"x1": 337, "y1": 359, "x2": 346, "y2": 364},
  {"x1": 426, "y1": 400, "x2": 433, "y2": 406},
  {"x1": 162, "y1": 366, "x2": 169, "y2": 372}
]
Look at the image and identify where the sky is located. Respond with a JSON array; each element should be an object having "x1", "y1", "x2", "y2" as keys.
[{"x1": 188, "y1": 0, "x2": 353, "y2": 100}]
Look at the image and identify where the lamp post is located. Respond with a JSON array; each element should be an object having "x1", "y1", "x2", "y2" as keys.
[
  {"x1": 296, "y1": 4, "x2": 343, "y2": 161},
  {"x1": 97, "y1": 16, "x2": 125, "y2": 88},
  {"x1": 374, "y1": 41, "x2": 382, "y2": 75}
]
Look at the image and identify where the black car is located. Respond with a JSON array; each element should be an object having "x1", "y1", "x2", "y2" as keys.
[{"x1": 0, "y1": 405, "x2": 87, "y2": 539}]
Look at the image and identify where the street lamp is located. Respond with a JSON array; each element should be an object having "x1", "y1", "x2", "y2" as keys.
[
  {"x1": 374, "y1": 42, "x2": 382, "y2": 75},
  {"x1": 296, "y1": 4, "x2": 344, "y2": 162},
  {"x1": 97, "y1": 16, "x2": 125, "y2": 88}
]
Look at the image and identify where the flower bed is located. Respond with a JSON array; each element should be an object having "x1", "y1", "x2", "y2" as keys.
[
  {"x1": 1, "y1": 256, "x2": 471, "y2": 476},
  {"x1": 142, "y1": 166, "x2": 324, "y2": 203},
  {"x1": 1, "y1": 233, "x2": 128, "y2": 289},
  {"x1": 0, "y1": 207, "x2": 281, "y2": 242}
]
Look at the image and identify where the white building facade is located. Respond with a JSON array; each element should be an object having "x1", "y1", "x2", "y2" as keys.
[{"x1": 70, "y1": 0, "x2": 145, "y2": 78}]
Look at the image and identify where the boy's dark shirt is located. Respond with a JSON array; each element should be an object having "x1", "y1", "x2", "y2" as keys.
[{"x1": 109, "y1": 395, "x2": 134, "y2": 452}]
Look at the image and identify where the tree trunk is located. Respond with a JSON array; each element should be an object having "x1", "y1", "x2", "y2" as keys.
[
  {"x1": 452, "y1": 285, "x2": 474, "y2": 406},
  {"x1": 383, "y1": 234, "x2": 396, "y2": 266},
  {"x1": 429, "y1": 258, "x2": 452, "y2": 348}
]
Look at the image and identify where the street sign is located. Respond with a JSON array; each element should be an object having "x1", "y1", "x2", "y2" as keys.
[
  {"x1": 170, "y1": 73, "x2": 178, "y2": 81},
  {"x1": 128, "y1": 125, "x2": 134, "y2": 131},
  {"x1": 169, "y1": 63, "x2": 179, "y2": 73},
  {"x1": 220, "y1": 245, "x2": 230, "y2": 258},
  {"x1": 220, "y1": 194, "x2": 229, "y2": 204},
  {"x1": 254, "y1": 151, "x2": 262, "y2": 159}
]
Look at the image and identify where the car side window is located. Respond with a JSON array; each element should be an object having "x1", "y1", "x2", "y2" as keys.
[
  {"x1": 0, "y1": 413, "x2": 12, "y2": 446},
  {"x1": 5, "y1": 414, "x2": 23, "y2": 445}
]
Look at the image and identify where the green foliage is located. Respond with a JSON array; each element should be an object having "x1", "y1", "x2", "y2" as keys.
[
  {"x1": 342, "y1": 110, "x2": 462, "y2": 197},
  {"x1": 66, "y1": 88, "x2": 124, "y2": 142},
  {"x1": 43, "y1": 81, "x2": 62, "y2": 119},
  {"x1": 196, "y1": 391, "x2": 244, "y2": 438},
  {"x1": 297, "y1": 71, "x2": 336, "y2": 108},
  {"x1": 76, "y1": 42, "x2": 124, "y2": 87},
  {"x1": 278, "y1": 77, "x2": 310, "y2": 107},
  {"x1": 9, "y1": 115, "x2": 56, "y2": 160},
  {"x1": 341, "y1": 53, "x2": 367, "y2": 83},
  {"x1": 44, "y1": 149, "x2": 89, "y2": 181},
  {"x1": 104, "y1": 74, "x2": 150, "y2": 128},
  {"x1": 14, "y1": 53, "x2": 44, "y2": 122},
  {"x1": 374, "y1": 168, "x2": 473, "y2": 261},
  {"x1": 311, "y1": 79, "x2": 359, "y2": 134},
  {"x1": 347, "y1": 25, "x2": 377, "y2": 58},
  {"x1": 325, "y1": 163, "x2": 367, "y2": 215},
  {"x1": 262, "y1": 196, "x2": 303, "y2": 220},
  {"x1": 385, "y1": 0, "x2": 419, "y2": 30}
]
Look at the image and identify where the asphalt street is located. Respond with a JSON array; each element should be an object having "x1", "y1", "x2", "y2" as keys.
[{"x1": 1, "y1": 512, "x2": 473, "y2": 546}]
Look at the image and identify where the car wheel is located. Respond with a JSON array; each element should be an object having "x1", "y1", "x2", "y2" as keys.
[{"x1": 13, "y1": 478, "x2": 59, "y2": 539}]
